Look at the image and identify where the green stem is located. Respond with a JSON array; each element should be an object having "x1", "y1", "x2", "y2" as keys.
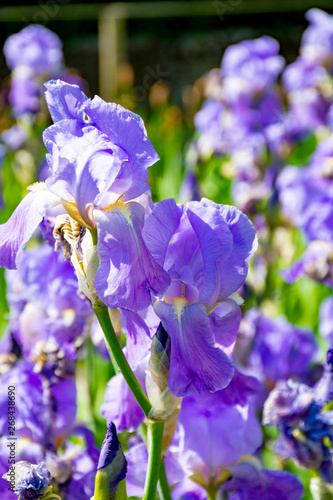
[
  {"x1": 93, "y1": 304, "x2": 152, "y2": 417},
  {"x1": 207, "y1": 486, "x2": 218, "y2": 500},
  {"x1": 158, "y1": 459, "x2": 172, "y2": 500},
  {"x1": 143, "y1": 420, "x2": 165, "y2": 500},
  {"x1": 93, "y1": 304, "x2": 166, "y2": 499}
]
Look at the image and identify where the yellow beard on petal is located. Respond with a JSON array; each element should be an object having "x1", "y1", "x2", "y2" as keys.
[
  {"x1": 103, "y1": 200, "x2": 132, "y2": 225},
  {"x1": 172, "y1": 297, "x2": 189, "y2": 320}
]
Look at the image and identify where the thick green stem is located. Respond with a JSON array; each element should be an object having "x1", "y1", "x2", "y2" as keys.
[
  {"x1": 93, "y1": 304, "x2": 166, "y2": 500},
  {"x1": 143, "y1": 420, "x2": 165, "y2": 500},
  {"x1": 93, "y1": 304, "x2": 152, "y2": 417},
  {"x1": 158, "y1": 459, "x2": 172, "y2": 500},
  {"x1": 207, "y1": 486, "x2": 218, "y2": 500}
]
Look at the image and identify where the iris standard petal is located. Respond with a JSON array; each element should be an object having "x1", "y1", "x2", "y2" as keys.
[
  {"x1": 94, "y1": 202, "x2": 170, "y2": 311},
  {"x1": 217, "y1": 204, "x2": 258, "y2": 299},
  {"x1": 142, "y1": 198, "x2": 184, "y2": 267},
  {"x1": 44, "y1": 79, "x2": 88, "y2": 123},
  {"x1": 186, "y1": 200, "x2": 233, "y2": 308},
  {"x1": 153, "y1": 301, "x2": 234, "y2": 396},
  {"x1": 0, "y1": 185, "x2": 60, "y2": 269},
  {"x1": 84, "y1": 96, "x2": 160, "y2": 200},
  {"x1": 45, "y1": 126, "x2": 124, "y2": 225}
]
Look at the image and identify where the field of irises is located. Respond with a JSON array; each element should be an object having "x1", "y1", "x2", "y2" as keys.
[{"x1": 0, "y1": 7, "x2": 332, "y2": 500}]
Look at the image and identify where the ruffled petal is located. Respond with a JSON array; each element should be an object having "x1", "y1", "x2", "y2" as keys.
[
  {"x1": 209, "y1": 299, "x2": 241, "y2": 356},
  {"x1": 94, "y1": 202, "x2": 170, "y2": 311},
  {"x1": 217, "y1": 204, "x2": 258, "y2": 299},
  {"x1": 45, "y1": 125, "x2": 124, "y2": 223},
  {"x1": 153, "y1": 301, "x2": 234, "y2": 396},
  {"x1": 143, "y1": 198, "x2": 183, "y2": 267},
  {"x1": 84, "y1": 96, "x2": 159, "y2": 200},
  {"x1": 179, "y1": 396, "x2": 262, "y2": 473},
  {"x1": 44, "y1": 79, "x2": 88, "y2": 123},
  {"x1": 0, "y1": 185, "x2": 60, "y2": 269},
  {"x1": 186, "y1": 200, "x2": 233, "y2": 308}
]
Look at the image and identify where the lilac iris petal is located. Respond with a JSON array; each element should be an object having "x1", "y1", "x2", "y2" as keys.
[
  {"x1": 44, "y1": 79, "x2": 88, "y2": 122},
  {"x1": 217, "y1": 204, "x2": 258, "y2": 299},
  {"x1": 153, "y1": 301, "x2": 234, "y2": 396},
  {"x1": 94, "y1": 203, "x2": 170, "y2": 310},
  {"x1": 121, "y1": 309, "x2": 155, "y2": 370},
  {"x1": 0, "y1": 185, "x2": 61, "y2": 269},
  {"x1": 224, "y1": 463, "x2": 304, "y2": 500},
  {"x1": 209, "y1": 300, "x2": 242, "y2": 356},
  {"x1": 176, "y1": 384, "x2": 262, "y2": 485},
  {"x1": 142, "y1": 198, "x2": 183, "y2": 267},
  {"x1": 214, "y1": 369, "x2": 262, "y2": 407},
  {"x1": 84, "y1": 96, "x2": 159, "y2": 201},
  {"x1": 101, "y1": 370, "x2": 145, "y2": 433},
  {"x1": 45, "y1": 125, "x2": 124, "y2": 225},
  {"x1": 186, "y1": 201, "x2": 233, "y2": 307}
]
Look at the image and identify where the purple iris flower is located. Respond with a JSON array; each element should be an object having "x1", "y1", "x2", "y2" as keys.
[
  {"x1": 142, "y1": 198, "x2": 257, "y2": 396},
  {"x1": 0, "y1": 361, "x2": 77, "y2": 449},
  {"x1": 4, "y1": 244, "x2": 92, "y2": 373},
  {"x1": 4, "y1": 25, "x2": 63, "y2": 75},
  {"x1": 173, "y1": 371, "x2": 262, "y2": 489},
  {"x1": 3, "y1": 25, "x2": 64, "y2": 116},
  {"x1": 282, "y1": 57, "x2": 330, "y2": 134},
  {"x1": 278, "y1": 136, "x2": 333, "y2": 244},
  {"x1": 301, "y1": 9, "x2": 333, "y2": 67},
  {"x1": 221, "y1": 36, "x2": 285, "y2": 102},
  {"x1": 0, "y1": 80, "x2": 170, "y2": 311},
  {"x1": 223, "y1": 463, "x2": 304, "y2": 500},
  {"x1": 263, "y1": 350, "x2": 333, "y2": 482},
  {"x1": 240, "y1": 309, "x2": 318, "y2": 385}
]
